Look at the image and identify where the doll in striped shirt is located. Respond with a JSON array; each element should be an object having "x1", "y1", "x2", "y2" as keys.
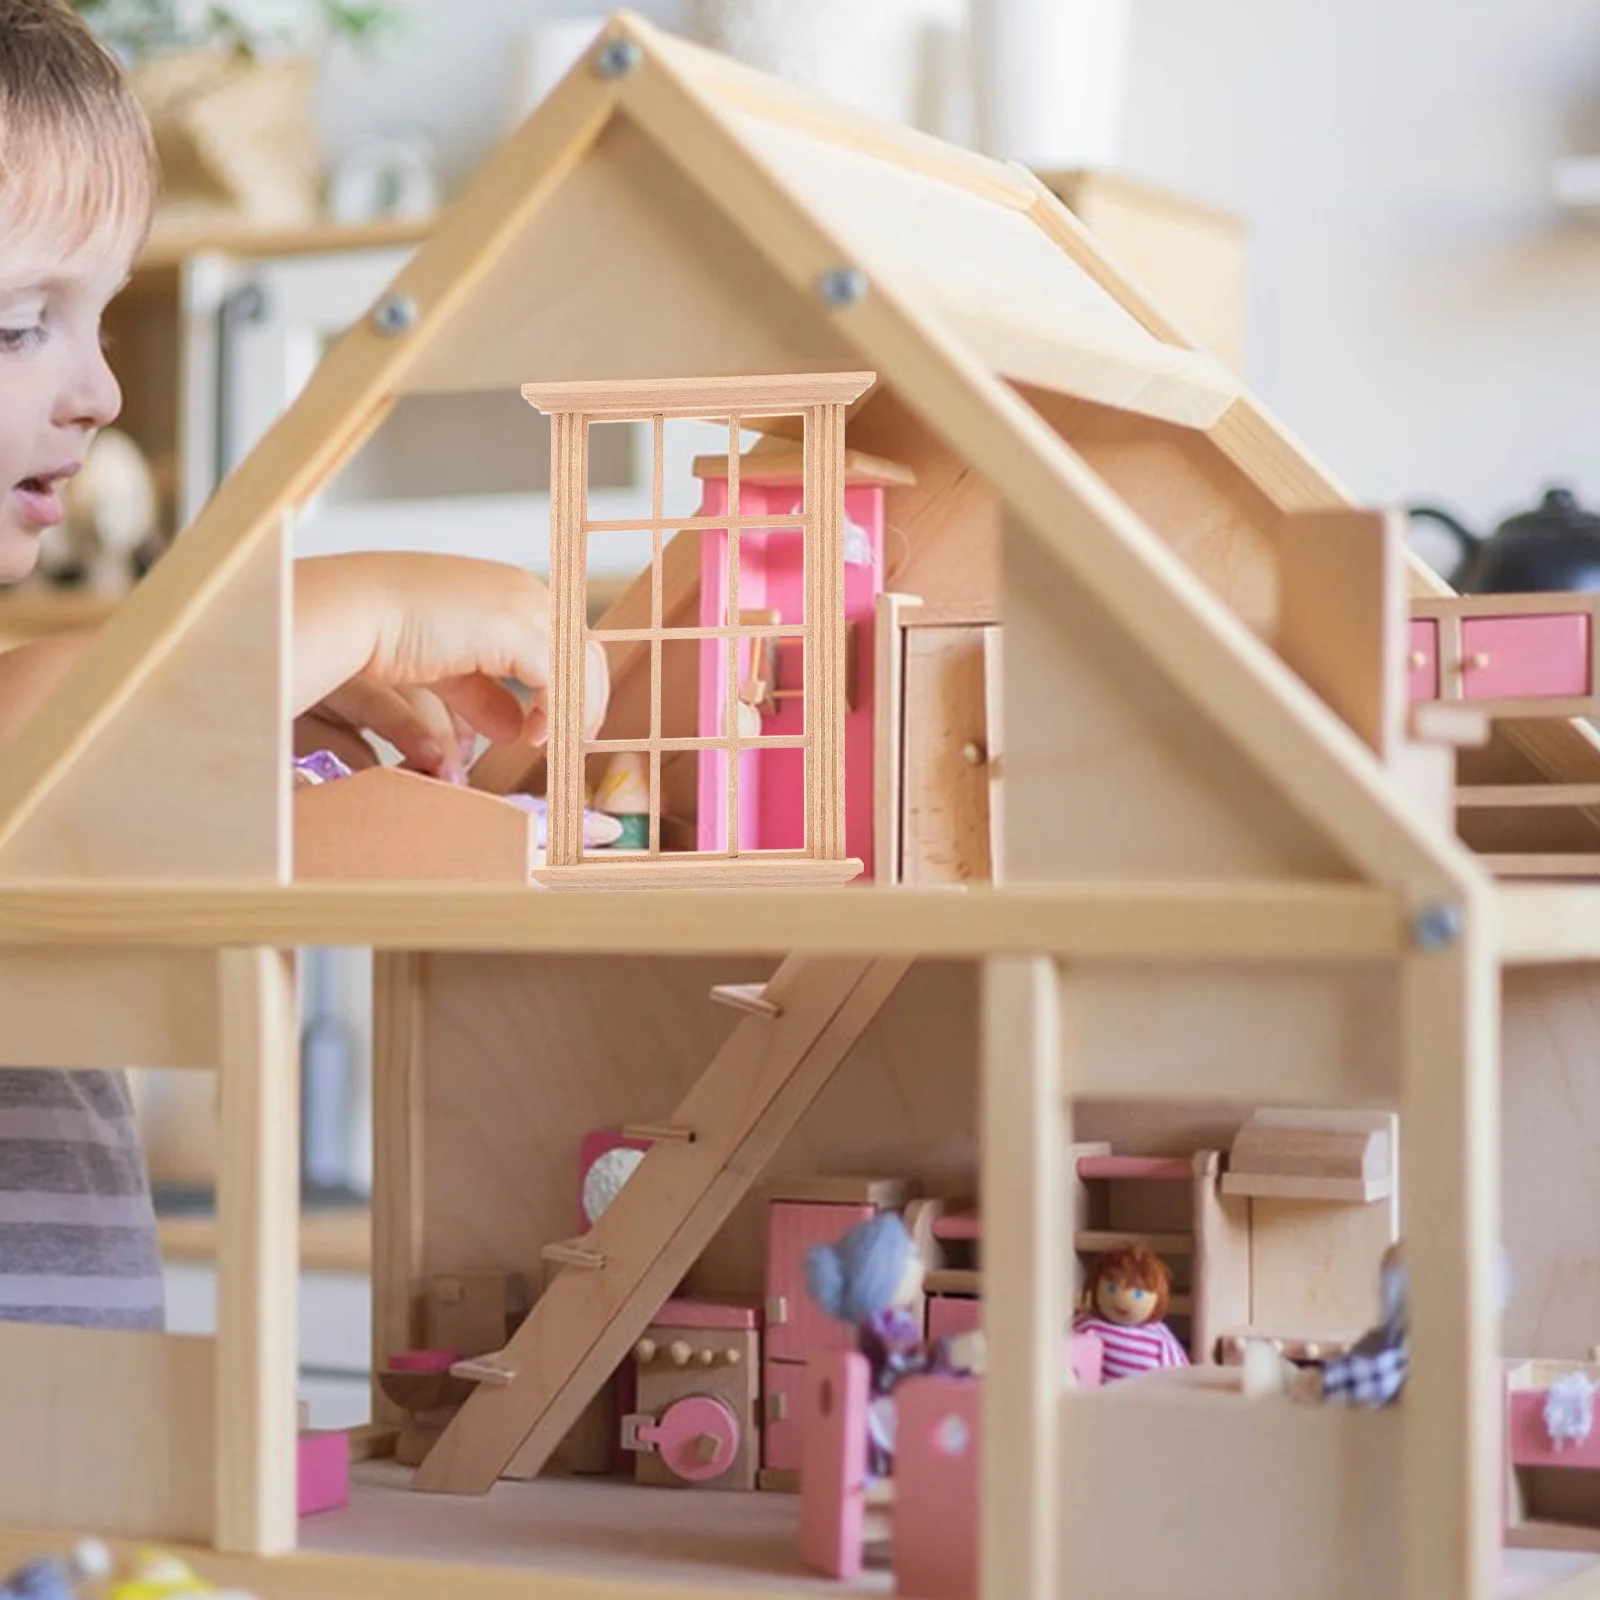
[{"x1": 1074, "y1": 1243, "x2": 1190, "y2": 1381}]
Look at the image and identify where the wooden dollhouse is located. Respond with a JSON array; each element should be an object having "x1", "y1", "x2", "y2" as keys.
[{"x1": 6, "y1": 10, "x2": 1600, "y2": 1600}]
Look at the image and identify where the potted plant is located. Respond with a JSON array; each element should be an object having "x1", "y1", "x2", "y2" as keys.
[{"x1": 72, "y1": 1, "x2": 405, "y2": 240}]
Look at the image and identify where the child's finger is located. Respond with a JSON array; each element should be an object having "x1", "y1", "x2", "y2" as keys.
[
  {"x1": 430, "y1": 673, "x2": 527, "y2": 745},
  {"x1": 326, "y1": 679, "x2": 461, "y2": 781}
]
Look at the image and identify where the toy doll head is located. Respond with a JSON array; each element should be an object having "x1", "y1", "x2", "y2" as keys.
[
  {"x1": 805, "y1": 1211, "x2": 923, "y2": 1325},
  {"x1": 1084, "y1": 1243, "x2": 1171, "y2": 1327}
]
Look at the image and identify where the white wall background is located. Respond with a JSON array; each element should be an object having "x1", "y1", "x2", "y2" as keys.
[{"x1": 315, "y1": 0, "x2": 1600, "y2": 535}]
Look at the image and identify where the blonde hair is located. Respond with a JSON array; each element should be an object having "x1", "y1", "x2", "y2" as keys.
[{"x1": 0, "y1": 0, "x2": 156, "y2": 260}]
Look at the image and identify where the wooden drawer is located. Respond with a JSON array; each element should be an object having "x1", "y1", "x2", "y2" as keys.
[
  {"x1": 762, "y1": 1357, "x2": 807, "y2": 1472},
  {"x1": 1407, "y1": 619, "x2": 1439, "y2": 701},
  {"x1": 1461, "y1": 614, "x2": 1590, "y2": 701}
]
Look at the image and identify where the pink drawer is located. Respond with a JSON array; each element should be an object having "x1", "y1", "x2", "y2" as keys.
[
  {"x1": 763, "y1": 1357, "x2": 807, "y2": 1472},
  {"x1": 1407, "y1": 619, "x2": 1439, "y2": 701},
  {"x1": 927, "y1": 1295, "x2": 981, "y2": 1342},
  {"x1": 1509, "y1": 1389, "x2": 1600, "y2": 1470},
  {"x1": 1461, "y1": 614, "x2": 1590, "y2": 701}
]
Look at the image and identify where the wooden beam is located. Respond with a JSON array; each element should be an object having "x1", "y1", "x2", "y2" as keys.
[
  {"x1": 1497, "y1": 885, "x2": 1600, "y2": 964},
  {"x1": 981, "y1": 956, "x2": 1063, "y2": 1600},
  {"x1": 214, "y1": 948, "x2": 299, "y2": 1555},
  {"x1": 0, "y1": 882, "x2": 1404, "y2": 960},
  {"x1": 1399, "y1": 887, "x2": 1500, "y2": 1600},
  {"x1": 413, "y1": 956, "x2": 911, "y2": 1492}
]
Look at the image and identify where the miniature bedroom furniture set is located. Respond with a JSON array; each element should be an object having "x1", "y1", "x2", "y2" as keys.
[{"x1": 1, "y1": 12, "x2": 1598, "y2": 1600}]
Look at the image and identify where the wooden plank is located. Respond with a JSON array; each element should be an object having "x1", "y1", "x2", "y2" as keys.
[
  {"x1": 533, "y1": 859, "x2": 864, "y2": 889},
  {"x1": 0, "y1": 948, "x2": 217, "y2": 1070},
  {"x1": 523, "y1": 373, "x2": 873, "y2": 415},
  {"x1": 983, "y1": 625, "x2": 1006, "y2": 883},
  {"x1": 1458, "y1": 784, "x2": 1600, "y2": 808},
  {"x1": 902, "y1": 625, "x2": 996, "y2": 885},
  {"x1": 412, "y1": 956, "x2": 911, "y2": 1492},
  {"x1": 372, "y1": 953, "x2": 427, "y2": 1428},
  {"x1": 981, "y1": 957, "x2": 1063, "y2": 1600},
  {"x1": 0, "y1": 1326, "x2": 214, "y2": 1542},
  {"x1": 0, "y1": 519, "x2": 289, "y2": 878},
  {"x1": 1061, "y1": 1376, "x2": 1401, "y2": 1598},
  {"x1": 1497, "y1": 885, "x2": 1600, "y2": 963},
  {"x1": 1400, "y1": 890, "x2": 1500, "y2": 1600},
  {"x1": 1481, "y1": 856, "x2": 1600, "y2": 879},
  {"x1": 0, "y1": 882, "x2": 1405, "y2": 959},
  {"x1": 1276, "y1": 509, "x2": 1406, "y2": 758},
  {"x1": 214, "y1": 948, "x2": 299, "y2": 1554},
  {"x1": 873, "y1": 594, "x2": 918, "y2": 885}
]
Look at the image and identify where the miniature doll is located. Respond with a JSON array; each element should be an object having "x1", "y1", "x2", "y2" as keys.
[
  {"x1": 805, "y1": 1211, "x2": 977, "y2": 1477},
  {"x1": 1074, "y1": 1243, "x2": 1190, "y2": 1381}
]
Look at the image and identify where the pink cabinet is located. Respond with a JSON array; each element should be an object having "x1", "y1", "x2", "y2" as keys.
[
  {"x1": 762, "y1": 1354, "x2": 809, "y2": 1472},
  {"x1": 927, "y1": 1295, "x2": 981, "y2": 1342},
  {"x1": 1460, "y1": 614, "x2": 1590, "y2": 701},
  {"x1": 765, "y1": 1201, "x2": 875, "y2": 1363}
]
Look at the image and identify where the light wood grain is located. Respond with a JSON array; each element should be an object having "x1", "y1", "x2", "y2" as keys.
[
  {"x1": 215, "y1": 948, "x2": 300, "y2": 1554},
  {"x1": 0, "y1": 948, "x2": 217, "y2": 1069},
  {"x1": 1498, "y1": 885, "x2": 1600, "y2": 962},
  {"x1": 0, "y1": 1326, "x2": 215, "y2": 1542},
  {"x1": 0, "y1": 882, "x2": 1405, "y2": 958},
  {"x1": 0, "y1": 520, "x2": 289, "y2": 878},
  {"x1": 523, "y1": 374, "x2": 873, "y2": 416},
  {"x1": 981, "y1": 957, "x2": 1062, "y2": 1600},
  {"x1": 372, "y1": 953, "x2": 426, "y2": 1427}
]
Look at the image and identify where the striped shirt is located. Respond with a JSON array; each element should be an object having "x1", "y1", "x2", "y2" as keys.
[
  {"x1": 0, "y1": 1069, "x2": 165, "y2": 1329},
  {"x1": 1074, "y1": 1314, "x2": 1189, "y2": 1381}
]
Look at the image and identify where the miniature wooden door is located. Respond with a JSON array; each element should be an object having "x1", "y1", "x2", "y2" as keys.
[
  {"x1": 896, "y1": 622, "x2": 1004, "y2": 884},
  {"x1": 765, "y1": 1200, "x2": 876, "y2": 1363},
  {"x1": 521, "y1": 372, "x2": 875, "y2": 888}
]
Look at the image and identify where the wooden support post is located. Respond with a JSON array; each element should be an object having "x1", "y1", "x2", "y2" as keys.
[
  {"x1": 372, "y1": 953, "x2": 426, "y2": 1427},
  {"x1": 214, "y1": 948, "x2": 299, "y2": 1555},
  {"x1": 546, "y1": 412, "x2": 587, "y2": 867},
  {"x1": 981, "y1": 955, "x2": 1063, "y2": 1600},
  {"x1": 811, "y1": 402, "x2": 848, "y2": 861},
  {"x1": 1400, "y1": 891, "x2": 1499, "y2": 1600}
]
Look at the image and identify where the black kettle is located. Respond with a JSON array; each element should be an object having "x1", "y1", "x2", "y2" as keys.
[{"x1": 1408, "y1": 486, "x2": 1600, "y2": 594}]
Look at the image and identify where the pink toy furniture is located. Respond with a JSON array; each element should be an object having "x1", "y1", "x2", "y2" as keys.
[
  {"x1": 799, "y1": 1338, "x2": 1103, "y2": 1593},
  {"x1": 1408, "y1": 594, "x2": 1600, "y2": 714},
  {"x1": 695, "y1": 451, "x2": 903, "y2": 873},
  {"x1": 297, "y1": 1430, "x2": 350, "y2": 1518}
]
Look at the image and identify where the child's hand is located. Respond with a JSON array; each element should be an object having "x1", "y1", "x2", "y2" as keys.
[{"x1": 294, "y1": 553, "x2": 609, "y2": 782}]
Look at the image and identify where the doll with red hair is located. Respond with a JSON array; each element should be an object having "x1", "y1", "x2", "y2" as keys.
[{"x1": 1074, "y1": 1243, "x2": 1190, "y2": 1381}]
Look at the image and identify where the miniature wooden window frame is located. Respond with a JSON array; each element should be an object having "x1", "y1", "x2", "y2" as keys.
[{"x1": 523, "y1": 373, "x2": 874, "y2": 888}]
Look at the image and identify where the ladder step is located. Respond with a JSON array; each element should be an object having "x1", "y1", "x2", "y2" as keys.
[
  {"x1": 451, "y1": 1356, "x2": 516, "y2": 1387},
  {"x1": 542, "y1": 1238, "x2": 607, "y2": 1271},
  {"x1": 1457, "y1": 783, "x2": 1600, "y2": 809},
  {"x1": 621, "y1": 1123, "x2": 695, "y2": 1144},
  {"x1": 709, "y1": 983, "x2": 783, "y2": 1018}
]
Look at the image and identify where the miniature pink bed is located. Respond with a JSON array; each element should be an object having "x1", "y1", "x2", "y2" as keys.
[{"x1": 798, "y1": 1332, "x2": 1104, "y2": 1598}]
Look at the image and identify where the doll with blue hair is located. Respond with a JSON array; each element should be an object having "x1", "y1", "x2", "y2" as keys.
[{"x1": 805, "y1": 1211, "x2": 981, "y2": 1478}]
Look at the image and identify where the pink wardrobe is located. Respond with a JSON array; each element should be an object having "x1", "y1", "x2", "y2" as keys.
[{"x1": 694, "y1": 450, "x2": 907, "y2": 876}]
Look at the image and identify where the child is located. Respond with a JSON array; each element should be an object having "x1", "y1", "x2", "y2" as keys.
[{"x1": 0, "y1": 0, "x2": 609, "y2": 1330}]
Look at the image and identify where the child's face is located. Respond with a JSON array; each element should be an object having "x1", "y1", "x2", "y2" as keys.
[{"x1": 0, "y1": 221, "x2": 132, "y2": 583}]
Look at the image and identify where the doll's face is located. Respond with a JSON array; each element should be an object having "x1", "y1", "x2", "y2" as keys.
[{"x1": 1094, "y1": 1273, "x2": 1157, "y2": 1326}]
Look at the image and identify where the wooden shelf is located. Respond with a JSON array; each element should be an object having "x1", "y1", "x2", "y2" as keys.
[{"x1": 1074, "y1": 1230, "x2": 1194, "y2": 1256}]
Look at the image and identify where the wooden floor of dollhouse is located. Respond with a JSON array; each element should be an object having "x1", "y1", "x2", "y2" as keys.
[
  {"x1": 301, "y1": 1460, "x2": 890, "y2": 1594},
  {"x1": 297, "y1": 1460, "x2": 1598, "y2": 1598}
]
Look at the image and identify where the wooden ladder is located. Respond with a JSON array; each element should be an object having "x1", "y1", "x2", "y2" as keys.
[{"x1": 410, "y1": 953, "x2": 912, "y2": 1494}]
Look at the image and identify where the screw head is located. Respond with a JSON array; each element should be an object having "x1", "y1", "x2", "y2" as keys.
[
  {"x1": 1412, "y1": 901, "x2": 1463, "y2": 950},
  {"x1": 593, "y1": 36, "x2": 642, "y2": 79},
  {"x1": 817, "y1": 266, "x2": 868, "y2": 309},
  {"x1": 371, "y1": 292, "x2": 417, "y2": 336}
]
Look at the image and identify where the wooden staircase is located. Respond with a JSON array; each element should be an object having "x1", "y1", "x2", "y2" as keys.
[{"x1": 411, "y1": 954, "x2": 912, "y2": 1495}]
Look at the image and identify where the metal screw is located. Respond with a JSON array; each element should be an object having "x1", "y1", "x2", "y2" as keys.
[
  {"x1": 371, "y1": 292, "x2": 417, "y2": 336},
  {"x1": 817, "y1": 266, "x2": 868, "y2": 309},
  {"x1": 593, "y1": 37, "x2": 642, "y2": 79},
  {"x1": 1412, "y1": 901, "x2": 1463, "y2": 951}
]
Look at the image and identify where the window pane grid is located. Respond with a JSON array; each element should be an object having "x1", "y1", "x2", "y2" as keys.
[
  {"x1": 649, "y1": 412, "x2": 664, "y2": 857},
  {"x1": 587, "y1": 624, "x2": 806, "y2": 644},
  {"x1": 725, "y1": 417, "x2": 741, "y2": 855},
  {"x1": 585, "y1": 514, "x2": 811, "y2": 532}
]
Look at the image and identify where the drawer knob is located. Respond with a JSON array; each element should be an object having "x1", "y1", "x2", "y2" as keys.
[
  {"x1": 1407, "y1": 651, "x2": 1427, "y2": 670},
  {"x1": 961, "y1": 741, "x2": 987, "y2": 767},
  {"x1": 1466, "y1": 652, "x2": 1491, "y2": 672}
]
